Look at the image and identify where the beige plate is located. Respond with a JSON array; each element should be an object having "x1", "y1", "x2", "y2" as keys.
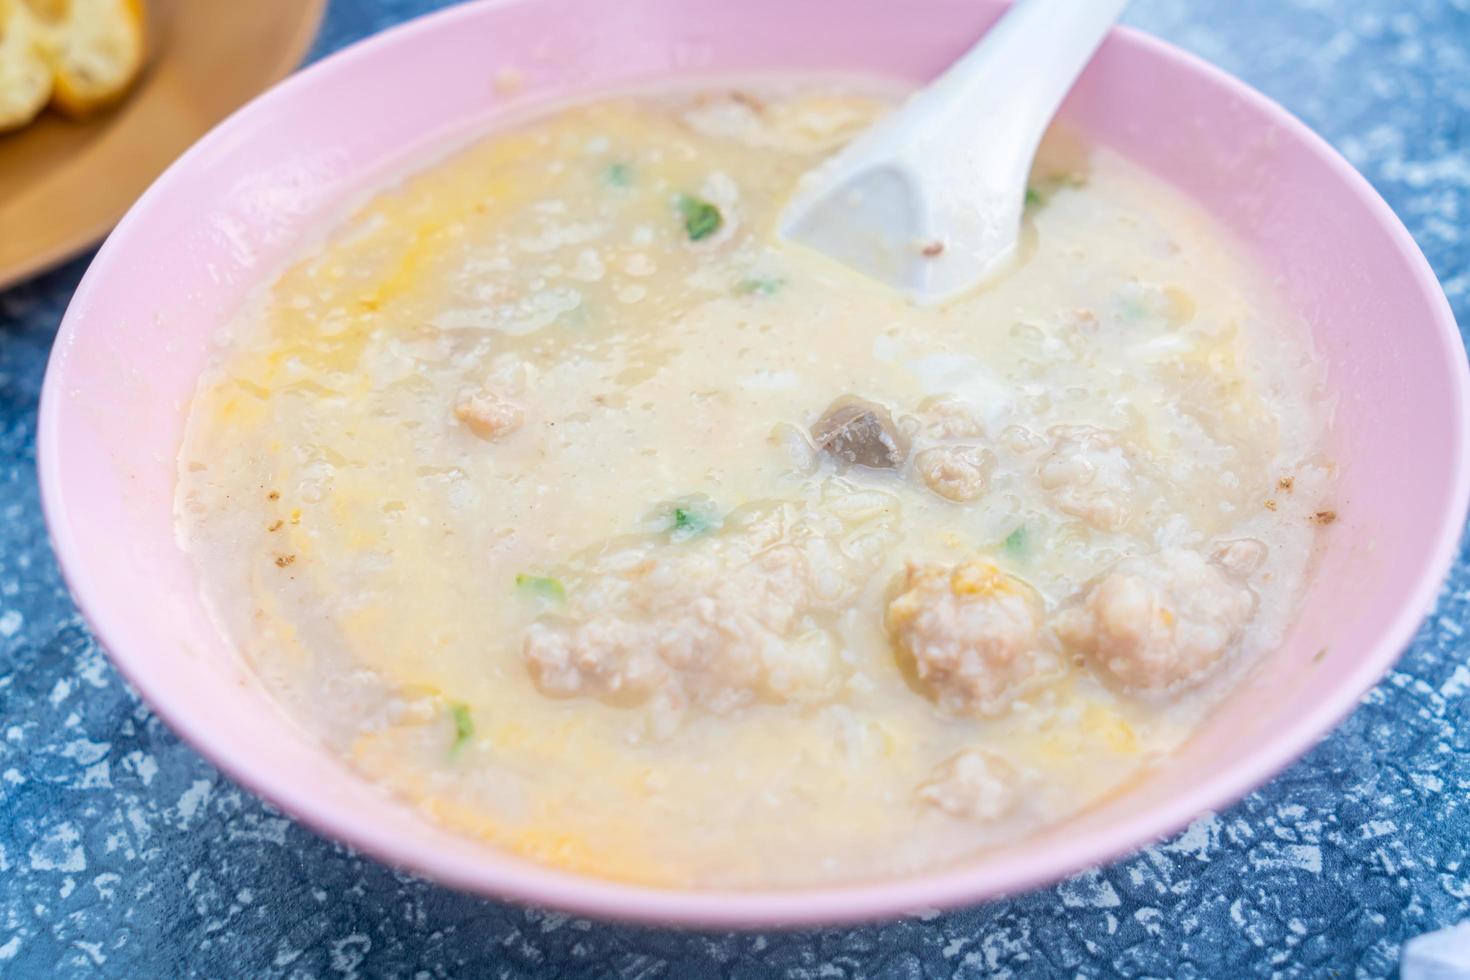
[{"x1": 0, "y1": 0, "x2": 326, "y2": 289}]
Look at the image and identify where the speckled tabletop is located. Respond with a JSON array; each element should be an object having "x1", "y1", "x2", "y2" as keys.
[{"x1": 3, "y1": 0, "x2": 1469, "y2": 976}]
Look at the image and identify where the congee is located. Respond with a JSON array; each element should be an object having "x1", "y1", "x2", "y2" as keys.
[{"x1": 176, "y1": 84, "x2": 1335, "y2": 887}]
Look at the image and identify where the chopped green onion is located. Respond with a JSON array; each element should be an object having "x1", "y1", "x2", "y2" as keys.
[
  {"x1": 673, "y1": 507, "x2": 712, "y2": 539},
  {"x1": 735, "y1": 277, "x2": 783, "y2": 297},
  {"x1": 677, "y1": 193, "x2": 723, "y2": 242},
  {"x1": 604, "y1": 161, "x2": 633, "y2": 187},
  {"x1": 1028, "y1": 173, "x2": 1087, "y2": 208},
  {"x1": 515, "y1": 574, "x2": 565, "y2": 602},
  {"x1": 1118, "y1": 297, "x2": 1151, "y2": 321},
  {"x1": 561, "y1": 302, "x2": 593, "y2": 329},
  {"x1": 1004, "y1": 526, "x2": 1027, "y2": 555},
  {"x1": 647, "y1": 495, "x2": 722, "y2": 542},
  {"x1": 449, "y1": 702, "x2": 474, "y2": 758}
]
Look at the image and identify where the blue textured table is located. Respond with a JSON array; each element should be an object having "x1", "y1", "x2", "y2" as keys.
[{"x1": 3, "y1": 1, "x2": 1469, "y2": 975}]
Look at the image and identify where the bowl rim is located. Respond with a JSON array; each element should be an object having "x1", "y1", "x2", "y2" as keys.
[{"x1": 37, "y1": 0, "x2": 1470, "y2": 927}]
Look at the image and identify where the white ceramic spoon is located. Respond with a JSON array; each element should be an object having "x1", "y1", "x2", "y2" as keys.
[{"x1": 779, "y1": 0, "x2": 1129, "y2": 304}]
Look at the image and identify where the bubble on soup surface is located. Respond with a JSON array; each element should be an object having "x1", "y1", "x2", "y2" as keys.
[
  {"x1": 886, "y1": 560, "x2": 1050, "y2": 717},
  {"x1": 1054, "y1": 548, "x2": 1256, "y2": 694}
]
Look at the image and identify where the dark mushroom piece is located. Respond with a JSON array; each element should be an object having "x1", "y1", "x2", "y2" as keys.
[{"x1": 811, "y1": 396, "x2": 910, "y2": 470}]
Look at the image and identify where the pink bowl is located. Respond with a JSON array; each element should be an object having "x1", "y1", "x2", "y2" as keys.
[{"x1": 37, "y1": 0, "x2": 1470, "y2": 926}]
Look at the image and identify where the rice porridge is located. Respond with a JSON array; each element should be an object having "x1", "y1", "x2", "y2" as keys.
[{"x1": 176, "y1": 84, "x2": 1335, "y2": 887}]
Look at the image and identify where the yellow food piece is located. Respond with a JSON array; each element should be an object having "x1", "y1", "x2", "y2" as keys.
[
  {"x1": 1082, "y1": 704, "x2": 1140, "y2": 756},
  {"x1": 0, "y1": 0, "x2": 146, "y2": 129},
  {"x1": 0, "y1": 0, "x2": 51, "y2": 131},
  {"x1": 949, "y1": 560, "x2": 1019, "y2": 597},
  {"x1": 39, "y1": 0, "x2": 146, "y2": 117}
]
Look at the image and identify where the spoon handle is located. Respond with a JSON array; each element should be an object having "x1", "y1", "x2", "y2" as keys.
[{"x1": 895, "y1": 0, "x2": 1129, "y2": 168}]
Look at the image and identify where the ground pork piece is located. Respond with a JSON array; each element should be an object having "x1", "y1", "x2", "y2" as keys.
[
  {"x1": 1000, "y1": 424, "x2": 1046, "y2": 455},
  {"x1": 918, "y1": 749, "x2": 1021, "y2": 821},
  {"x1": 812, "y1": 396, "x2": 909, "y2": 470},
  {"x1": 454, "y1": 386, "x2": 523, "y2": 439},
  {"x1": 521, "y1": 618, "x2": 664, "y2": 700},
  {"x1": 1055, "y1": 548, "x2": 1256, "y2": 694},
  {"x1": 1037, "y1": 425, "x2": 1138, "y2": 531},
  {"x1": 886, "y1": 560, "x2": 1048, "y2": 716},
  {"x1": 916, "y1": 445, "x2": 995, "y2": 502},
  {"x1": 522, "y1": 483, "x2": 902, "y2": 730}
]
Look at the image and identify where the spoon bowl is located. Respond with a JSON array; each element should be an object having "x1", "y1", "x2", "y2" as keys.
[{"x1": 779, "y1": 0, "x2": 1128, "y2": 302}]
